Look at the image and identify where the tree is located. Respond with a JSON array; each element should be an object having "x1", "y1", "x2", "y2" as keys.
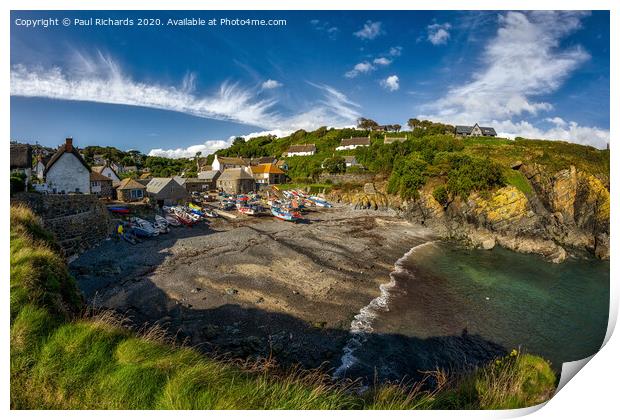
[
  {"x1": 393, "y1": 124, "x2": 402, "y2": 132},
  {"x1": 407, "y1": 118, "x2": 420, "y2": 130},
  {"x1": 322, "y1": 156, "x2": 346, "y2": 174},
  {"x1": 357, "y1": 117, "x2": 379, "y2": 130},
  {"x1": 387, "y1": 157, "x2": 428, "y2": 200},
  {"x1": 232, "y1": 137, "x2": 245, "y2": 146}
]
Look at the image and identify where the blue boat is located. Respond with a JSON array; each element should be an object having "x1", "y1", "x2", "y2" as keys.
[{"x1": 271, "y1": 206, "x2": 302, "y2": 222}]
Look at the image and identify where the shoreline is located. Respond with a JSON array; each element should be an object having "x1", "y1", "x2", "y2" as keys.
[{"x1": 71, "y1": 204, "x2": 434, "y2": 371}]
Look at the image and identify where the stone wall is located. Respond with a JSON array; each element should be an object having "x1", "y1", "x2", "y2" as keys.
[
  {"x1": 318, "y1": 173, "x2": 376, "y2": 185},
  {"x1": 11, "y1": 193, "x2": 114, "y2": 257}
]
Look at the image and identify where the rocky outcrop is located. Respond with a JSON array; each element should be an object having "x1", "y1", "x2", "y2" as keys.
[{"x1": 329, "y1": 164, "x2": 610, "y2": 263}]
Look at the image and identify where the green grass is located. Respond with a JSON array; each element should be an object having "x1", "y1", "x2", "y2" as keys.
[
  {"x1": 10, "y1": 205, "x2": 557, "y2": 409},
  {"x1": 504, "y1": 169, "x2": 533, "y2": 195}
]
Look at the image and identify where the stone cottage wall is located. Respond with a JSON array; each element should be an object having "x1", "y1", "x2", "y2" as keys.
[{"x1": 11, "y1": 193, "x2": 114, "y2": 257}]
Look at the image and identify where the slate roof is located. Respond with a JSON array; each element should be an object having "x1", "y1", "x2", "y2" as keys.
[
  {"x1": 455, "y1": 124, "x2": 497, "y2": 136},
  {"x1": 146, "y1": 177, "x2": 182, "y2": 194},
  {"x1": 198, "y1": 170, "x2": 221, "y2": 181},
  {"x1": 339, "y1": 137, "x2": 370, "y2": 147},
  {"x1": 116, "y1": 178, "x2": 146, "y2": 190}
]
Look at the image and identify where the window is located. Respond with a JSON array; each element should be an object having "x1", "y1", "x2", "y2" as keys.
[{"x1": 131, "y1": 189, "x2": 143, "y2": 199}]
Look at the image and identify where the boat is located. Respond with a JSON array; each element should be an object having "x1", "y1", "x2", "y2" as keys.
[
  {"x1": 308, "y1": 196, "x2": 332, "y2": 208},
  {"x1": 129, "y1": 217, "x2": 160, "y2": 236},
  {"x1": 271, "y1": 206, "x2": 302, "y2": 222},
  {"x1": 203, "y1": 209, "x2": 218, "y2": 218},
  {"x1": 107, "y1": 205, "x2": 130, "y2": 214},
  {"x1": 153, "y1": 215, "x2": 170, "y2": 233},
  {"x1": 237, "y1": 206, "x2": 256, "y2": 216},
  {"x1": 163, "y1": 214, "x2": 181, "y2": 227}
]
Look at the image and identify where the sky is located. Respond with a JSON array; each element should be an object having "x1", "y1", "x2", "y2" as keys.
[{"x1": 10, "y1": 10, "x2": 610, "y2": 156}]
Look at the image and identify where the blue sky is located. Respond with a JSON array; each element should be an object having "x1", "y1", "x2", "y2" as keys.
[{"x1": 10, "y1": 10, "x2": 610, "y2": 156}]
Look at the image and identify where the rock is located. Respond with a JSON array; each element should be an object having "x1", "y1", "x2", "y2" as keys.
[
  {"x1": 190, "y1": 287, "x2": 202, "y2": 293},
  {"x1": 511, "y1": 160, "x2": 523, "y2": 169},
  {"x1": 481, "y1": 238, "x2": 496, "y2": 250},
  {"x1": 594, "y1": 233, "x2": 610, "y2": 260},
  {"x1": 225, "y1": 288, "x2": 238, "y2": 295},
  {"x1": 255, "y1": 297, "x2": 264, "y2": 304},
  {"x1": 363, "y1": 183, "x2": 376, "y2": 194}
]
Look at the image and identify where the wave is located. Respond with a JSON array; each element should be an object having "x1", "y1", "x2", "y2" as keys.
[{"x1": 333, "y1": 240, "x2": 437, "y2": 378}]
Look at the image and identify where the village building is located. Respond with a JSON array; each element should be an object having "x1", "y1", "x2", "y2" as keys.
[
  {"x1": 285, "y1": 144, "x2": 316, "y2": 157},
  {"x1": 247, "y1": 156, "x2": 277, "y2": 166},
  {"x1": 33, "y1": 156, "x2": 48, "y2": 180},
  {"x1": 454, "y1": 123, "x2": 497, "y2": 137},
  {"x1": 336, "y1": 137, "x2": 371, "y2": 151},
  {"x1": 344, "y1": 156, "x2": 361, "y2": 167},
  {"x1": 217, "y1": 167, "x2": 255, "y2": 194},
  {"x1": 212, "y1": 155, "x2": 247, "y2": 172},
  {"x1": 110, "y1": 162, "x2": 124, "y2": 174},
  {"x1": 115, "y1": 178, "x2": 146, "y2": 202},
  {"x1": 123, "y1": 165, "x2": 138, "y2": 174},
  {"x1": 276, "y1": 159, "x2": 289, "y2": 171},
  {"x1": 384, "y1": 135, "x2": 408, "y2": 144},
  {"x1": 44, "y1": 138, "x2": 91, "y2": 194},
  {"x1": 10, "y1": 143, "x2": 33, "y2": 185},
  {"x1": 146, "y1": 177, "x2": 188, "y2": 207},
  {"x1": 197, "y1": 170, "x2": 221, "y2": 190},
  {"x1": 90, "y1": 171, "x2": 114, "y2": 199},
  {"x1": 92, "y1": 154, "x2": 106, "y2": 165},
  {"x1": 174, "y1": 176, "x2": 213, "y2": 194},
  {"x1": 91, "y1": 164, "x2": 120, "y2": 183},
  {"x1": 250, "y1": 163, "x2": 286, "y2": 185}
]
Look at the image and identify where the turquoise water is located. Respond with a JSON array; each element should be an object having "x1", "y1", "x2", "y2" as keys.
[{"x1": 370, "y1": 242, "x2": 610, "y2": 372}]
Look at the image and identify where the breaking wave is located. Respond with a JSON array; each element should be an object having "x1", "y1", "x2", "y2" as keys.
[{"x1": 333, "y1": 240, "x2": 436, "y2": 378}]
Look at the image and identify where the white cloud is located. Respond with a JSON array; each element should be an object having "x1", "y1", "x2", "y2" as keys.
[
  {"x1": 345, "y1": 61, "x2": 375, "y2": 78},
  {"x1": 381, "y1": 75, "x2": 400, "y2": 92},
  {"x1": 11, "y1": 51, "x2": 361, "y2": 136},
  {"x1": 353, "y1": 20, "x2": 384, "y2": 40},
  {"x1": 418, "y1": 12, "x2": 608, "y2": 147},
  {"x1": 149, "y1": 140, "x2": 232, "y2": 159},
  {"x1": 493, "y1": 119, "x2": 609, "y2": 149},
  {"x1": 261, "y1": 79, "x2": 282, "y2": 89},
  {"x1": 11, "y1": 52, "x2": 277, "y2": 128},
  {"x1": 373, "y1": 57, "x2": 392, "y2": 66},
  {"x1": 310, "y1": 19, "x2": 339, "y2": 39},
  {"x1": 427, "y1": 23, "x2": 452, "y2": 45},
  {"x1": 388, "y1": 46, "x2": 402, "y2": 57}
]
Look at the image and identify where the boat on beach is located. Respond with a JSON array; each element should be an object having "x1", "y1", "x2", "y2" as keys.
[
  {"x1": 271, "y1": 206, "x2": 302, "y2": 222},
  {"x1": 107, "y1": 205, "x2": 130, "y2": 214}
]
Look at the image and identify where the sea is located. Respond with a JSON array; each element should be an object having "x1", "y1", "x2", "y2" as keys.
[{"x1": 335, "y1": 241, "x2": 610, "y2": 383}]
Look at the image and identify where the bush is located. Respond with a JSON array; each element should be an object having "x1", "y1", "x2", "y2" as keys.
[
  {"x1": 322, "y1": 156, "x2": 346, "y2": 174},
  {"x1": 10, "y1": 173, "x2": 26, "y2": 194},
  {"x1": 432, "y1": 185, "x2": 449, "y2": 207},
  {"x1": 387, "y1": 157, "x2": 428, "y2": 200},
  {"x1": 445, "y1": 154, "x2": 505, "y2": 199}
]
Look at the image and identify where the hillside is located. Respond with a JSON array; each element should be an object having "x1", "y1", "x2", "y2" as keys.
[{"x1": 10, "y1": 205, "x2": 557, "y2": 409}]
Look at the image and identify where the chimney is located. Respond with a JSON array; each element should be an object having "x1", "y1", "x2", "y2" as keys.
[{"x1": 65, "y1": 138, "x2": 73, "y2": 152}]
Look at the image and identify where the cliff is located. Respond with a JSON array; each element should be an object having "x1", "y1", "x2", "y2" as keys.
[{"x1": 328, "y1": 163, "x2": 610, "y2": 263}]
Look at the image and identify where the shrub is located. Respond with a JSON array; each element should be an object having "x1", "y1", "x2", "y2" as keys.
[
  {"x1": 445, "y1": 154, "x2": 505, "y2": 199},
  {"x1": 387, "y1": 157, "x2": 428, "y2": 200},
  {"x1": 432, "y1": 185, "x2": 449, "y2": 208},
  {"x1": 11, "y1": 174, "x2": 26, "y2": 194},
  {"x1": 322, "y1": 156, "x2": 346, "y2": 174}
]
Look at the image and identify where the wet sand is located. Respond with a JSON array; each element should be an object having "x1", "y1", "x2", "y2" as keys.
[{"x1": 71, "y1": 205, "x2": 433, "y2": 370}]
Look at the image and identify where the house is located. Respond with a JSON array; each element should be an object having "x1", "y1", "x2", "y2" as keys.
[
  {"x1": 454, "y1": 123, "x2": 497, "y2": 137},
  {"x1": 217, "y1": 168, "x2": 255, "y2": 194},
  {"x1": 197, "y1": 170, "x2": 221, "y2": 190},
  {"x1": 343, "y1": 156, "x2": 361, "y2": 167},
  {"x1": 336, "y1": 137, "x2": 371, "y2": 151},
  {"x1": 384, "y1": 135, "x2": 407, "y2": 144},
  {"x1": 90, "y1": 172, "x2": 113, "y2": 199},
  {"x1": 44, "y1": 138, "x2": 91, "y2": 194},
  {"x1": 115, "y1": 178, "x2": 147, "y2": 202},
  {"x1": 285, "y1": 144, "x2": 316, "y2": 157},
  {"x1": 10, "y1": 143, "x2": 33, "y2": 185},
  {"x1": 110, "y1": 162, "x2": 124, "y2": 174},
  {"x1": 250, "y1": 163, "x2": 286, "y2": 185},
  {"x1": 146, "y1": 177, "x2": 188, "y2": 207},
  {"x1": 122, "y1": 165, "x2": 138, "y2": 174},
  {"x1": 247, "y1": 156, "x2": 277, "y2": 166},
  {"x1": 212, "y1": 155, "x2": 247, "y2": 172},
  {"x1": 93, "y1": 154, "x2": 106, "y2": 165},
  {"x1": 91, "y1": 164, "x2": 120, "y2": 183},
  {"x1": 176, "y1": 177, "x2": 213, "y2": 194}
]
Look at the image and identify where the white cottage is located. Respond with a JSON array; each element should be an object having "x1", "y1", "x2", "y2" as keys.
[
  {"x1": 91, "y1": 164, "x2": 120, "y2": 183},
  {"x1": 44, "y1": 138, "x2": 91, "y2": 194}
]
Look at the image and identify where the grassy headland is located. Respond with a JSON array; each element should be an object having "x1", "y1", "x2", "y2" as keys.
[{"x1": 10, "y1": 204, "x2": 557, "y2": 409}]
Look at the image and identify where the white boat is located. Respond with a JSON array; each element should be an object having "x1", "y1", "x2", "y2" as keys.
[
  {"x1": 129, "y1": 217, "x2": 160, "y2": 236},
  {"x1": 163, "y1": 214, "x2": 181, "y2": 226}
]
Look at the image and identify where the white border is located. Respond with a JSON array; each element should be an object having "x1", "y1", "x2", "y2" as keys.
[{"x1": 2, "y1": 1, "x2": 617, "y2": 419}]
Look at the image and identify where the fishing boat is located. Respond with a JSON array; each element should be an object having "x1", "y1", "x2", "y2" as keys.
[
  {"x1": 153, "y1": 215, "x2": 170, "y2": 233},
  {"x1": 203, "y1": 209, "x2": 218, "y2": 218},
  {"x1": 107, "y1": 205, "x2": 130, "y2": 214},
  {"x1": 129, "y1": 217, "x2": 160, "y2": 236},
  {"x1": 237, "y1": 206, "x2": 256, "y2": 216},
  {"x1": 163, "y1": 214, "x2": 181, "y2": 227},
  {"x1": 308, "y1": 196, "x2": 332, "y2": 208},
  {"x1": 271, "y1": 206, "x2": 302, "y2": 222}
]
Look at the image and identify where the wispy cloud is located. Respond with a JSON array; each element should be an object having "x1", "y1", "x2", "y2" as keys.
[
  {"x1": 373, "y1": 57, "x2": 392, "y2": 66},
  {"x1": 11, "y1": 52, "x2": 277, "y2": 128},
  {"x1": 418, "y1": 11, "x2": 608, "y2": 147},
  {"x1": 345, "y1": 61, "x2": 375, "y2": 78},
  {"x1": 427, "y1": 23, "x2": 452, "y2": 45},
  {"x1": 381, "y1": 75, "x2": 400, "y2": 92},
  {"x1": 353, "y1": 20, "x2": 384, "y2": 40},
  {"x1": 310, "y1": 19, "x2": 339, "y2": 39},
  {"x1": 261, "y1": 79, "x2": 282, "y2": 89}
]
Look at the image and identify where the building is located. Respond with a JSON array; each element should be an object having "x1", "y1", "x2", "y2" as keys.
[
  {"x1": 217, "y1": 167, "x2": 255, "y2": 194},
  {"x1": 175, "y1": 177, "x2": 213, "y2": 194},
  {"x1": 247, "y1": 156, "x2": 277, "y2": 166},
  {"x1": 344, "y1": 156, "x2": 361, "y2": 167},
  {"x1": 197, "y1": 170, "x2": 221, "y2": 190},
  {"x1": 285, "y1": 144, "x2": 316, "y2": 157},
  {"x1": 336, "y1": 137, "x2": 371, "y2": 151},
  {"x1": 276, "y1": 159, "x2": 288, "y2": 171},
  {"x1": 115, "y1": 178, "x2": 147, "y2": 202},
  {"x1": 44, "y1": 138, "x2": 91, "y2": 194},
  {"x1": 90, "y1": 172, "x2": 113, "y2": 199},
  {"x1": 384, "y1": 135, "x2": 407, "y2": 144},
  {"x1": 250, "y1": 163, "x2": 286, "y2": 185},
  {"x1": 10, "y1": 143, "x2": 33, "y2": 185},
  {"x1": 454, "y1": 123, "x2": 497, "y2": 137},
  {"x1": 33, "y1": 156, "x2": 48, "y2": 180},
  {"x1": 212, "y1": 155, "x2": 247, "y2": 172},
  {"x1": 122, "y1": 165, "x2": 138, "y2": 174},
  {"x1": 91, "y1": 164, "x2": 120, "y2": 183},
  {"x1": 146, "y1": 177, "x2": 188, "y2": 207}
]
